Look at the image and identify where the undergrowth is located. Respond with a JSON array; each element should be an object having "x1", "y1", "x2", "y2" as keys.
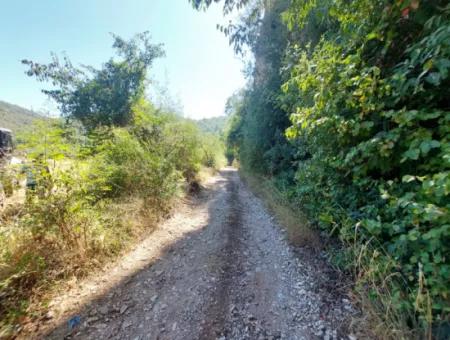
[
  {"x1": 239, "y1": 169, "x2": 320, "y2": 250},
  {"x1": 0, "y1": 108, "x2": 224, "y2": 338},
  {"x1": 222, "y1": 0, "x2": 449, "y2": 337},
  {"x1": 240, "y1": 169, "x2": 430, "y2": 339}
]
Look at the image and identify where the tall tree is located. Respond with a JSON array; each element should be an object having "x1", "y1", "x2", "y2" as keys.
[
  {"x1": 22, "y1": 32, "x2": 164, "y2": 130},
  {"x1": 195, "y1": 0, "x2": 294, "y2": 174}
]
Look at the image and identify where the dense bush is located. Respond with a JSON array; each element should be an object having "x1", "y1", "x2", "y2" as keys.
[
  {"x1": 0, "y1": 102, "x2": 225, "y2": 334},
  {"x1": 0, "y1": 32, "x2": 225, "y2": 336},
  {"x1": 281, "y1": 1, "x2": 450, "y2": 334},
  {"x1": 202, "y1": 0, "x2": 450, "y2": 336}
]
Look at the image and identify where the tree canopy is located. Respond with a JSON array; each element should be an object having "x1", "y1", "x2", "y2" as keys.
[
  {"x1": 22, "y1": 32, "x2": 164, "y2": 130},
  {"x1": 204, "y1": 0, "x2": 450, "y2": 337}
]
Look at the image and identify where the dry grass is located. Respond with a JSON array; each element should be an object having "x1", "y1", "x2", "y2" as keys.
[
  {"x1": 0, "y1": 195, "x2": 172, "y2": 338},
  {"x1": 197, "y1": 167, "x2": 219, "y2": 184},
  {"x1": 239, "y1": 169, "x2": 321, "y2": 250},
  {"x1": 238, "y1": 170, "x2": 428, "y2": 340},
  {"x1": 0, "y1": 164, "x2": 219, "y2": 338},
  {"x1": 346, "y1": 240, "x2": 430, "y2": 340}
]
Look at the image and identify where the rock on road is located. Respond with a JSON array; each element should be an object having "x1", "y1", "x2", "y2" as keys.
[{"x1": 47, "y1": 168, "x2": 354, "y2": 340}]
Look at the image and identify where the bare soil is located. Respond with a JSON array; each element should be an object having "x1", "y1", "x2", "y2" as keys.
[{"x1": 24, "y1": 168, "x2": 356, "y2": 340}]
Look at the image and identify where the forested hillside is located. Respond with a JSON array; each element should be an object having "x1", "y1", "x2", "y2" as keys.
[
  {"x1": 196, "y1": 116, "x2": 228, "y2": 136},
  {"x1": 0, "y1": 100, "x2": 43, "y2": 132},
  {"x1": 196, "y1": 0, "x2": 450, "y2": 338}
]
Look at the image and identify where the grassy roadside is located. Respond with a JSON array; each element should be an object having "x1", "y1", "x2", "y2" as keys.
[
  {"x1": 0, "y1": 194, "x2": 171, "y2": 338},
  {"x1": 0, "y1": 166, "x2": 216, "y2": 338},
  {"x1": 239, "y1": 169, "x2": 425, "y2": 340},
  {"x1": 239, "y1": 169, "x2": 321, "y2": 250}
]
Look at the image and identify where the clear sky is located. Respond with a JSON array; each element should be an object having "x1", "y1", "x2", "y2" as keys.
[{"x1": 0, "y1": 0, "x2": 246, "y2": 119}]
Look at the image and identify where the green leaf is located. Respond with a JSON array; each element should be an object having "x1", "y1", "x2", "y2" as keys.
[
  {"x1": 402, "y1": 175, "x2": 416, "y2": 183},
  {"x1": 425, "y1": 72, "x2": 441, "y2": 86},
  {"x1": 366, "y1": 32, "x2": 379, "y2": 41},
  {"x1": 402, "y1": 148, "x2": 420, "y2": 161},
  {"x1": 423, "y1": 59, "x2": 433, "y2": 71},
  {"x1": 420, "y1": 140, "x2": 441, "y2": 155}
]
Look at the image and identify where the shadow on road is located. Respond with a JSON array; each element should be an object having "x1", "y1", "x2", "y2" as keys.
[{"x1": 42, "y1": 169, "x2": 237, "y2": 340}]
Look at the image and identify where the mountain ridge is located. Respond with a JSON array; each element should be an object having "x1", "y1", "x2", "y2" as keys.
[{"x1": 0, "y1": 100, "x2": 44, "y2": 132}]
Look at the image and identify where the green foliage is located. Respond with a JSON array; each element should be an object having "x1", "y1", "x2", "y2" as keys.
[
  {"x1": 196, "y1": 116, "x2": 228, "y2": 137},
  {"x1": 280, "y1": 0, "x2": 450, "y2": 334},
  {"x1": 195, "y1": 115, "x2": 229, "y2": 167},
  {"x1": 17, "y1": 120, "x2": 80, "y2": 160},
  {"x1": 223, "y1": 0, "x2": 295, "y2": 175},
  {"x1": 1, "y1": 30, "x2": 226, "y2": 335},
  {"x1": 200, "y1": 133, "x2": 226, "y2": 168},
  {"x1": 218, "y1": 0, "x2": 450, "y2": 336},
  {"x1": 22, "y1": 32, "x2": 164, "y2": 130},
  {"x1": 190, "y1": 0, "x2": 249, "y2": 15}
]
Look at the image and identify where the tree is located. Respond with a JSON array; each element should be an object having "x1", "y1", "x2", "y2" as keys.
[
  {"x1": 196, "y1": 0, "x2": 450, "y2": 335},
  {"x1": 218, "y1": 0, "x2": 294, "y2": 174},
  {"x1": 190, "y1": 0, "x2": 249, "y2": 14},
  {"x1": 22, "y1": 32, "x2": 165, "y2": 130}
]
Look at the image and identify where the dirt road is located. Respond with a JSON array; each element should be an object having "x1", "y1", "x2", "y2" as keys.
[{"x1": 45, "y1": 169, "x2": 355, "y2": 340}]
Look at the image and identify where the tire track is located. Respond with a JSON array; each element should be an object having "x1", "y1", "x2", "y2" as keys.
[
  {"x1": 199, "y1": 172, "x2": 244, "y2": 339},
  {"x1": 39, "y1": 168, "x2": 355, "y2": 340}
]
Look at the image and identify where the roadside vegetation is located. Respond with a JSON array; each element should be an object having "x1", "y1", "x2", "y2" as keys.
[
  {"x1": 0, "y1": 33, "x2": 224, "y2": 337},
  {"x1": 195, "y1": 0, "x2": 449, "y2": 338},
  {"x1": 1, "y1": 1, "x2": 448, "y2": 338}
]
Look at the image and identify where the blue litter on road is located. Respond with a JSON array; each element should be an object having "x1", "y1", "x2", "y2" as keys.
[{"x1": 68, "y1": 316, "x2": 81, "y2": 330}]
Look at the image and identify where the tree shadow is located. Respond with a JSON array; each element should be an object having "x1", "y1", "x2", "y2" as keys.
[{"x1": 40, "y1": 169, "x2": 234, "y2": 340}]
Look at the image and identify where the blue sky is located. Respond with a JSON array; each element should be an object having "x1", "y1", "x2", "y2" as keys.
[{"x1": 0, "y1": 0, "x2": 246, "y2": 119}]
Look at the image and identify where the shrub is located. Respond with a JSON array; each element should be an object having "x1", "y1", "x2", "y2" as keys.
[
  {"x1": 0, "y1": 102, "x2": 224, "y2": 335},
  {"x1": 281, "y1": 1, "x2": 450, "y2": 335},
  {"x1": 221, "y1": 0, "x2": 449, "y2": 336}
]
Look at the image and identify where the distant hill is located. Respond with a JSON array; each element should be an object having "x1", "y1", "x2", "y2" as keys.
[
  {"x1": 196, "y1": 116, "x2": 228, "y2": 136},
  {"x1": 0, "y1": 100, "x2": 44, "y2": 132}
]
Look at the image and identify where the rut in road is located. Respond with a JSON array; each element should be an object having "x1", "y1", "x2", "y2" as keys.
[
  {"x1": 45, "y1": 168, "x2": 355, "y2": 340},
  {"x1": 199, "y1": 173, "x2": 245, "y2": 339}
]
